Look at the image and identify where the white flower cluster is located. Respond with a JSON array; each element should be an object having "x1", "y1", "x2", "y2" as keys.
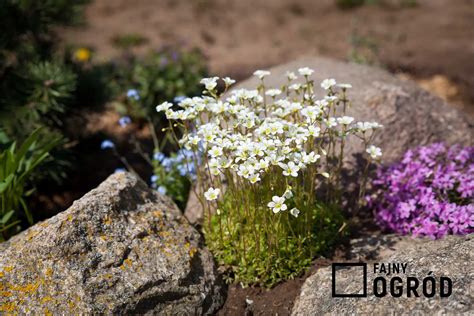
[{"x1": 156, "y1": 67, "x2": 382, "y2": 212}]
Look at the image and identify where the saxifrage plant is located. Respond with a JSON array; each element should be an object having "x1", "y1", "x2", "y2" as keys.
[{"x1": 157, "y1": 67, "x2": 383, "y2": 286}]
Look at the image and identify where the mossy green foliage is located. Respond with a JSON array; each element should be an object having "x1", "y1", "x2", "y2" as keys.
[
  {"x1": 204, "y1": 173, "x2": 345, "y2": 287},
  {"x1": 207, "y1": 203, "x2": 345, "y2": 288}
]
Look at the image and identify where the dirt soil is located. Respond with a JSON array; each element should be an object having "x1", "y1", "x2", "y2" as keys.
[{"x1": 61, "y1": 0, "x2": 474, "y2": 114}]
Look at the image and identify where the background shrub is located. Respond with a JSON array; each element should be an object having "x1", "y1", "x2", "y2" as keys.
[{"x1": 110, "y1": 49, "x2": 208, "y2": 123}]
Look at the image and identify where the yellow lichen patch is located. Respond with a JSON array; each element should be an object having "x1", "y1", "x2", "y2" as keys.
[
  {"x1": 0, "y1": 291, "x2": 12, "y2": 297},
  {"x1": 8, "y1": 280, "x2": 41, "y2": 294},
  {"x1": 44, "y1": 307, "x2": 52, "y2": 316},
  {"x1": 41, "y1": 296, "x2": 54, "y2": 304},
  {"x1": 119, "y1": 265, "x2": 126, "y2": 271},
  {"x1": 103, "y1": 217, "x2": 112, "y2": 226},
  {"x1": 152, "y1": 211, "x2": 162, "y2": 218},
  {"x1": 45, "y1": 268, "x2": 53, "y2": 278},
  {"x1": 100, "y1": 235, "x2": 108, "y2": 241},
  {"x1": 189, "y1": 247, "x2": 198, "y2": 258},
  {"x1": 159, "y1": 231, "x2": 171, "y2": 238},
  {"x1": 68, "y1": 301, "x2": 76, "y2": 309},
  {"x1": 26, "y1": 229, "x2": 39, "y2": 241},
  {"x1": 103, "y1": 273, "x2": 112, "y2": 279},
  {"x1": 0, "y1": 302, "x2": 16, "y2": 312},
  {"x1": 67, "y1": 214, "x2": 73, "y2": 222},
  {"x1": 3, "y1": 266, "x2": 14, "y2": 273},
  {"x1": 0, "y1": 272, "x2": 4, "y2": 278},
  {"x1": 124, "y1": 259, "x2": 133, "y2": 267}
]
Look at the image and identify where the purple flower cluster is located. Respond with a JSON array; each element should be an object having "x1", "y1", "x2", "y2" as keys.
[{"x1": 369, "y1": 143, "x2": 473, "y2": 239}]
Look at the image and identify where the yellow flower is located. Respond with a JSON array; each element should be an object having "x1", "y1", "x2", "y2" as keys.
[{"x1": 74, "y1": 48, "x2": 91, "y2": 62}]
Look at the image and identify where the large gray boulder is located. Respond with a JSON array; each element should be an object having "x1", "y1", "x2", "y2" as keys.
[
  {"x1": 292, "y1": 234, "x2": 473, "y2": 315},
  {"x1": 0, "y1": 172, "x2": 225, "y2": 314},
  {"x1": 235, "y1": 56, "x2": 473, "y2": 164}
]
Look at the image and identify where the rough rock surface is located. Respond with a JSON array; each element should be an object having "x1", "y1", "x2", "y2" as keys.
[
  {"x1": 235, "y1": 56, "x2": 473, "y2": 164},
  {"x1": 184, "y1": 187, "x2": 204, "y2": 225},
  {"x1": 292, "y1": 234, "x2": 473, "y2": 315},
  {"x1": 0, "y1": 172, "x2": 225, "y2": 314}
]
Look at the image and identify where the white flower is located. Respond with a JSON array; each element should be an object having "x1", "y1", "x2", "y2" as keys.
[
  {"x1": 253, "y1": 70, "x2": 271, "y2": 80},
  {"x1": 200, "y1": 77, "x2": 219, "y2": 91},
  {"x1": 290, "y1": 208, "x2": 300, "y2": 218},
  {"x1": 283, "y1": 187, "x2": 293, "y2": 199},
  {"x1": 370, "y1": 122, "x2": 383, "y2": 129},
  {"x1": 237, "y1": 164, "x2": 254, "y2": 178},
  {"x1": 289, "y1": 83, "x2": 302, "y2": 91},
  {"x1": 357, "y1": 121, "x2": 383, "y2": 131},
  {"x1": 324, "y1": 95, "x2": 338, "y2": 103},
  {"x1": 337, "y1": 116, "x2": 354, "y2": 125},
  {"x1": 366, "y1": 145, "x2": 382, "y2": 159},
  {"x1": 302, "y1": 151, "x2": 320, "y2": 164},
  {"x1": 267, "y1": 196, "x2": 287, "y2": 213},
  {"x1": 286, "y1": 71, "x2": 297, "y2": 81},
  {"x1": 219, "y1": 157, "x2": 232, "y2": 169},
  {"x1": 204, "y1": 187, "x2": 220, "y2": 201},
  {"x1": 324, "y1": 117, "x2": 337, "y2": 128},
  {"x1": 189, "y1": 135, "x2": 200, "y2": 146},
  {"x1": 209, "y1": 146, "x2": 223, "y2": 158},
  {"x1": 279, "y1": 161, "x2": 300, "y2": 177},
  {"x1": 210, "y1": 167, "x2": 221, "y2": 176},
  {"x1": 298, "y1": 67, "x2": 314, "y2": 76},
  {"x1": 308, "y1": 125, "x2": 321, "y2": 137},
  {"x1": 301, "y1": 106, "x2": 321, "y2": 122},
  {"x1": 223, "y1": 77, "x2": 236, "y2": 86},
  {"x1": 156, "y1": 101, "x2": 173, "y2": 112},
  {"x1": 337, "y1": 83, "x2": 352, "y2": 89},
  {"x1": 248, "y1": 173, "x2": 261, "y2": 184},
  {"x1": 265, "y1": 89, "x2": 282, "y2": 97},
  {"x1": 321, "y1": 78, "x2": 336, "y2": 90}
]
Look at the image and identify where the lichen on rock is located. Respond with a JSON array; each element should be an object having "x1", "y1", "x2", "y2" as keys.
[{"x1": 0, "y1": 172, "x2": 225, "y2": 314}]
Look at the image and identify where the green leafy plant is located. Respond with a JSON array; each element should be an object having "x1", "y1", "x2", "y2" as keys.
[
  {"x1": 150, "y1": 149, "x2": 194, "y2": 210},
  {"x1": 157, "y1": 69, "x2": 383, "y2": 286},
  {"x1": 111, "y1": 49, "x2": 208, "y2": 122},
  {"x1": 0, "y1": 129, "x2": 60, "y2": 241}
]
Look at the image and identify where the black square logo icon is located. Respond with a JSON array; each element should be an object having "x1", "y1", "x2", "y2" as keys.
[{"x1": 332, "y1": 263, "x2": 367, "y2": 297}]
